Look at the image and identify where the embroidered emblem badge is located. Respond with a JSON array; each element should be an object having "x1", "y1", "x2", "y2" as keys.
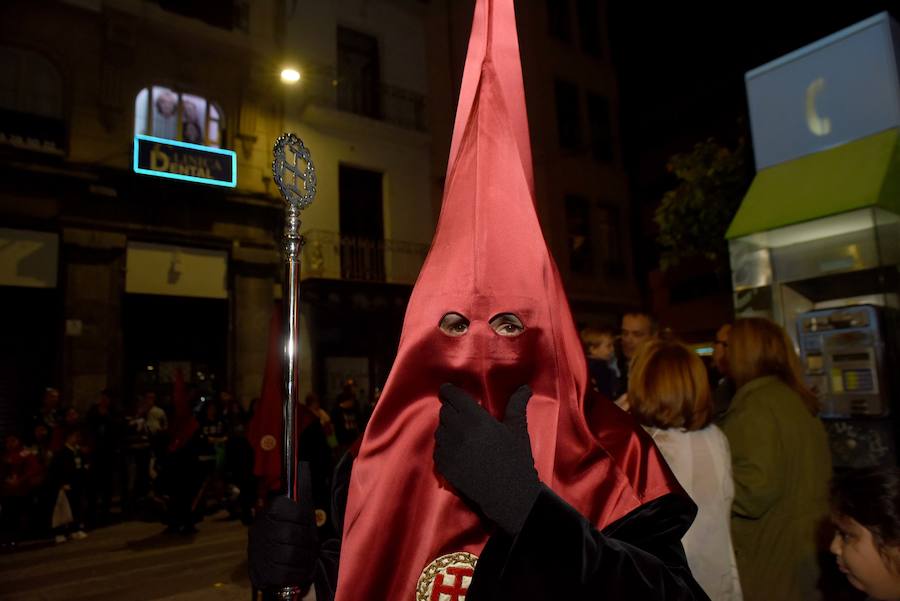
[
  {"x1": 416, "y1": 552, "x2": 478, "y2": 601},
  {"x1": 260, "y1": 434, "x2": 277, "y2": 451}
]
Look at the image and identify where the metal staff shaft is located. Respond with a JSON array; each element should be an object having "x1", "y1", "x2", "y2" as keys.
[
  {"x1": 265, "y1": 133, "x2": 316, "y2": 601},
  {"x1": 282, "y1": 202, "x2": 303, "y2": 501}
]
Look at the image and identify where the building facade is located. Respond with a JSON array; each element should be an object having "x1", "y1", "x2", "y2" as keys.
[{"x1": 0, "y1": 0, "x2": 438, "y2": 432}]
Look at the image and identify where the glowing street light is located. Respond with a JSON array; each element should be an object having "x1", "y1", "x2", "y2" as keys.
[{"x1": 280, "y1": 68, "x2": 301, "y2": 84}]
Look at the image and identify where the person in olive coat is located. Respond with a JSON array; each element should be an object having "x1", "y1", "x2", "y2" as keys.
[{"x1": 721, "y1": 318, "x2": 832, "y2": 601}]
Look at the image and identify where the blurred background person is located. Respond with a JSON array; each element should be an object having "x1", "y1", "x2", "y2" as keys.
[
  {"x1": 85, "y1": 389, "x2": 120, "y2": 527},
  {"x1": 49, "y1": 425, "x2": 89, "y2": 542},
  {"x1": 1, "y1": 432, "x2": 44, "y2": 546},
  {"x1": 628, "y1": 339, "x2": 742, "y2": 601},
  {"x1": 616, "y1": 311, "x2": 658, "y2": 399},
  {"x1": 331, "y1": 379, "x2": 362, "y2": 454},
  {"x1": 306, "y1": 392, "x2": 337, "y2": 450},
  {"x1": 722, "y1": 317, "x2": 831, "y2": 601},
  {"x1": 580, "y1": 326, "x2": 620, "y2": 399},
  {"x1": 711, "y1": 323, "x2": 735, "y2": 421},
  {"x1": 830, "y1": 467, "x2": 900, "y2": 601}
]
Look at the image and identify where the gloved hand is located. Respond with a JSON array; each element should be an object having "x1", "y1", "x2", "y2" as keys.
[
  {"x1": 434, "y1": 383, "x2": 541, "y2": 535},
  {"x1": 248, "y1": 463, "x2": 319, "y2": 591}
]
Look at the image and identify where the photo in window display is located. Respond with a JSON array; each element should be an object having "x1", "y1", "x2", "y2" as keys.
[
  {"x1": 134, "y1": 88, "x2": 149, "y2": 136},
  {"x1": 151, "y1": 86, "x2": 179, "y2": 141},
  {"x1": 181, "y1": 93, "x2": 207, "y2": 145},
  {"x1": 208, "y1": 104, "x2": 221, "y2": 147}
]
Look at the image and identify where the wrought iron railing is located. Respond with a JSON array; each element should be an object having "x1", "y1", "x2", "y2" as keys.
[
  {"x1": 299, "y1": 64, "x2": 427, "y2": 132},
  {"x1": 301, "y1": 229, "x2": 428, "y2": 285}
]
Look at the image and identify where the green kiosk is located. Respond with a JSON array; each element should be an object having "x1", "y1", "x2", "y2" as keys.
[{"x1": 728, "y1": 12, "x2": 900, "y2": 467}]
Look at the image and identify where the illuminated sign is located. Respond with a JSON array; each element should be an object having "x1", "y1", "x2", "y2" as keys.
[
  {"x1": 746, "y1": 12, "x2": 900, "y2": 169},
  {"x1": 133, "y1": 134, "x2": 236, "y2": 187},
  {"x1": 805, "y1": 77, "x2": 831, "y2": 137}
]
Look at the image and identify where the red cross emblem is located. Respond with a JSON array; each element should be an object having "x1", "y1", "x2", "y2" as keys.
[
  {"x1": 416, "y1": 552, "x2": 478, "y2": 601},
  {"x1": 431, "y1": 565, "x2": 474, "y2": 601}
]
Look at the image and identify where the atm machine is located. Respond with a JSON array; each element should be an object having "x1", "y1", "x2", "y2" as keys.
[{"x1": 797, "y1": 305, "x2": 900, "y2": 467}]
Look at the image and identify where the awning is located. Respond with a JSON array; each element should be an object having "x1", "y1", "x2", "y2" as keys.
[{"x1": 726, "y1": 128, "x2": 900, "y2": 239}]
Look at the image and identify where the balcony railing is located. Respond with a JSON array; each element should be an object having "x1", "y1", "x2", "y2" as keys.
[
  {"x1": 301, "y1": 230, "x2": 428, "y2": 285},
  {"x1": 299, "y1": 65, "x2": 427, "y2": 132}
]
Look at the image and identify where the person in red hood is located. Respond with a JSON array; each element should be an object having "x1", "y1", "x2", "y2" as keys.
[{"x1": 248, "y1": 0, "x2": 708, "y2": 599}]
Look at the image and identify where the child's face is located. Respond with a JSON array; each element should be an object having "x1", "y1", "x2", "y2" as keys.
[
  {"x1": 831, "y1": 514, "x2": 900, "y2": 600},
  {"x1": 586, "y1": 336, "x2": 615, "y2": 362}
]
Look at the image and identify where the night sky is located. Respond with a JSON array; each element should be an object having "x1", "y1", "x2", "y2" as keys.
[{"x1": 607, "y1": 1, "x2": 899, "y2": 274}]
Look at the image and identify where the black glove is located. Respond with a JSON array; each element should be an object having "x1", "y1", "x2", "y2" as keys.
[
  {"x1": 434, "y1": 383, "x2": 541, "y2": 535},
  {"x1": 248, "y1": 463, "x2": 319, "y2": 591}
]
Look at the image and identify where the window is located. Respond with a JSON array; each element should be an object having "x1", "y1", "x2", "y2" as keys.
[
  {"x1": 337, "y1": 27, "x2": 381, "y2": 120},
  {"x1": 597, "y1": 203, "x2": 625, "y2": 278},
  {"x1": 587, "y1": 94, "x2": 614, "y2": 161},
  {"x1": 0, "y1": 47, "x2": 65, "y2": 155},
  {"x1": 576, "y1": 0, "x2": 602, "y2": 56},
  {"x1": 152, "y1": 0, "x2": 248, "y2": 32},
  {"x1": 555, "y1": 79, "x2": 582, "y2": 151},
  {"x1": 565, "y1": 195, "x2": 593, "y2": 275},
  {"x1": 546, "y1": 0, "x2": 572, "y2": 42},
  {"x1": 339, "y1": 164, "x2": 385, "y2": 281},
  {"x1": 134, "y1": 86, "x2": 224, "y2": 148},
  {"x1": 0, "y1": 47, "x2": 62, "y2": 118}
]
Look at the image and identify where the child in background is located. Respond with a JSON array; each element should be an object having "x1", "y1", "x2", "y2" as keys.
[
  {"x1": 49, "y1": 427, "x2": 89, "y2": 542},
  {"x1": 580, "y1": 326, "x2": 620, "y2": 399},
  {"x1": 830, "y1": 466, "x2": 900, "y2": 600}
]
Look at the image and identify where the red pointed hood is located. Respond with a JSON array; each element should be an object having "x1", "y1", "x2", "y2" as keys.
[
  {"x1": 249, "y1": 303, "x2": 285, "y2": 493},
  {"x1": 335, "y1": 2, "x2": 680, "y2": 599}
]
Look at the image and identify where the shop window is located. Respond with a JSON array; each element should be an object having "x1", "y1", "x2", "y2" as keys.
[{"x1": 134, "y1": 86, "x2": 224, "y2": 148}]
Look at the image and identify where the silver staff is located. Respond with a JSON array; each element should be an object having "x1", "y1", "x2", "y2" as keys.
[{"x1": 269, "y1": 133, "x2": 316, "y2": 600}]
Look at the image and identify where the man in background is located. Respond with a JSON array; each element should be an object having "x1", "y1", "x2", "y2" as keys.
[{"x1": 615, "y1": 312, "x2": 658, "y2": 402}]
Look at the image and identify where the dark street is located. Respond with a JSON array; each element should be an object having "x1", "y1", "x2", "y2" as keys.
[{"x1": 0, "y1": 514, "x2": 249, "y2": 601}]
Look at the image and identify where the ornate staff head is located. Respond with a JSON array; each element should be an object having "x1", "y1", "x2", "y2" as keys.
[{"x1": 272, "y1": 132, "x2": 317, "y2": 211}]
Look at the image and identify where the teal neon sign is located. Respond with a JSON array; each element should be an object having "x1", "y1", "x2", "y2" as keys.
[{"x1": 133, "y1": 134, "x2": 237, "y2": 187}]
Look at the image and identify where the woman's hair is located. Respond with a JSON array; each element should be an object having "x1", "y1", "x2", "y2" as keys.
[
  {"x1": 627, "y1": 339, "x2": 712, "y2": 431},
  {"x1": 832, "y1": 467, "x2": 900, "y2": 568},
  {"x1": 727, "y1": 317, "x2": 818, "y2": 414}
]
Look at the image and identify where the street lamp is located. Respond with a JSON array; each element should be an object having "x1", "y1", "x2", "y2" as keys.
[{"x1": 280, "y1": 68, "x2": 301, "y2": 84}]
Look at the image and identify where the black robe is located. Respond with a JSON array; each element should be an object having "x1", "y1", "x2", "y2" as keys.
[{"x1": 307, "y1": 459, "x2": 709, "y2": 601}]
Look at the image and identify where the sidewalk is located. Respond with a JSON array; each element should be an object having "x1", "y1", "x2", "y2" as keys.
[{"x1": 0, "y1": 512, "x2": 251, "y2": 601}]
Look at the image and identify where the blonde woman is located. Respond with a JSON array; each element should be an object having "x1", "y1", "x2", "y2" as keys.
[
  {"x1": 722, "y1": 318, "x2": 831, "y2": 601},
  {"x1": 629, "y1": 339, "x2": 743, "y2": 601}
]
